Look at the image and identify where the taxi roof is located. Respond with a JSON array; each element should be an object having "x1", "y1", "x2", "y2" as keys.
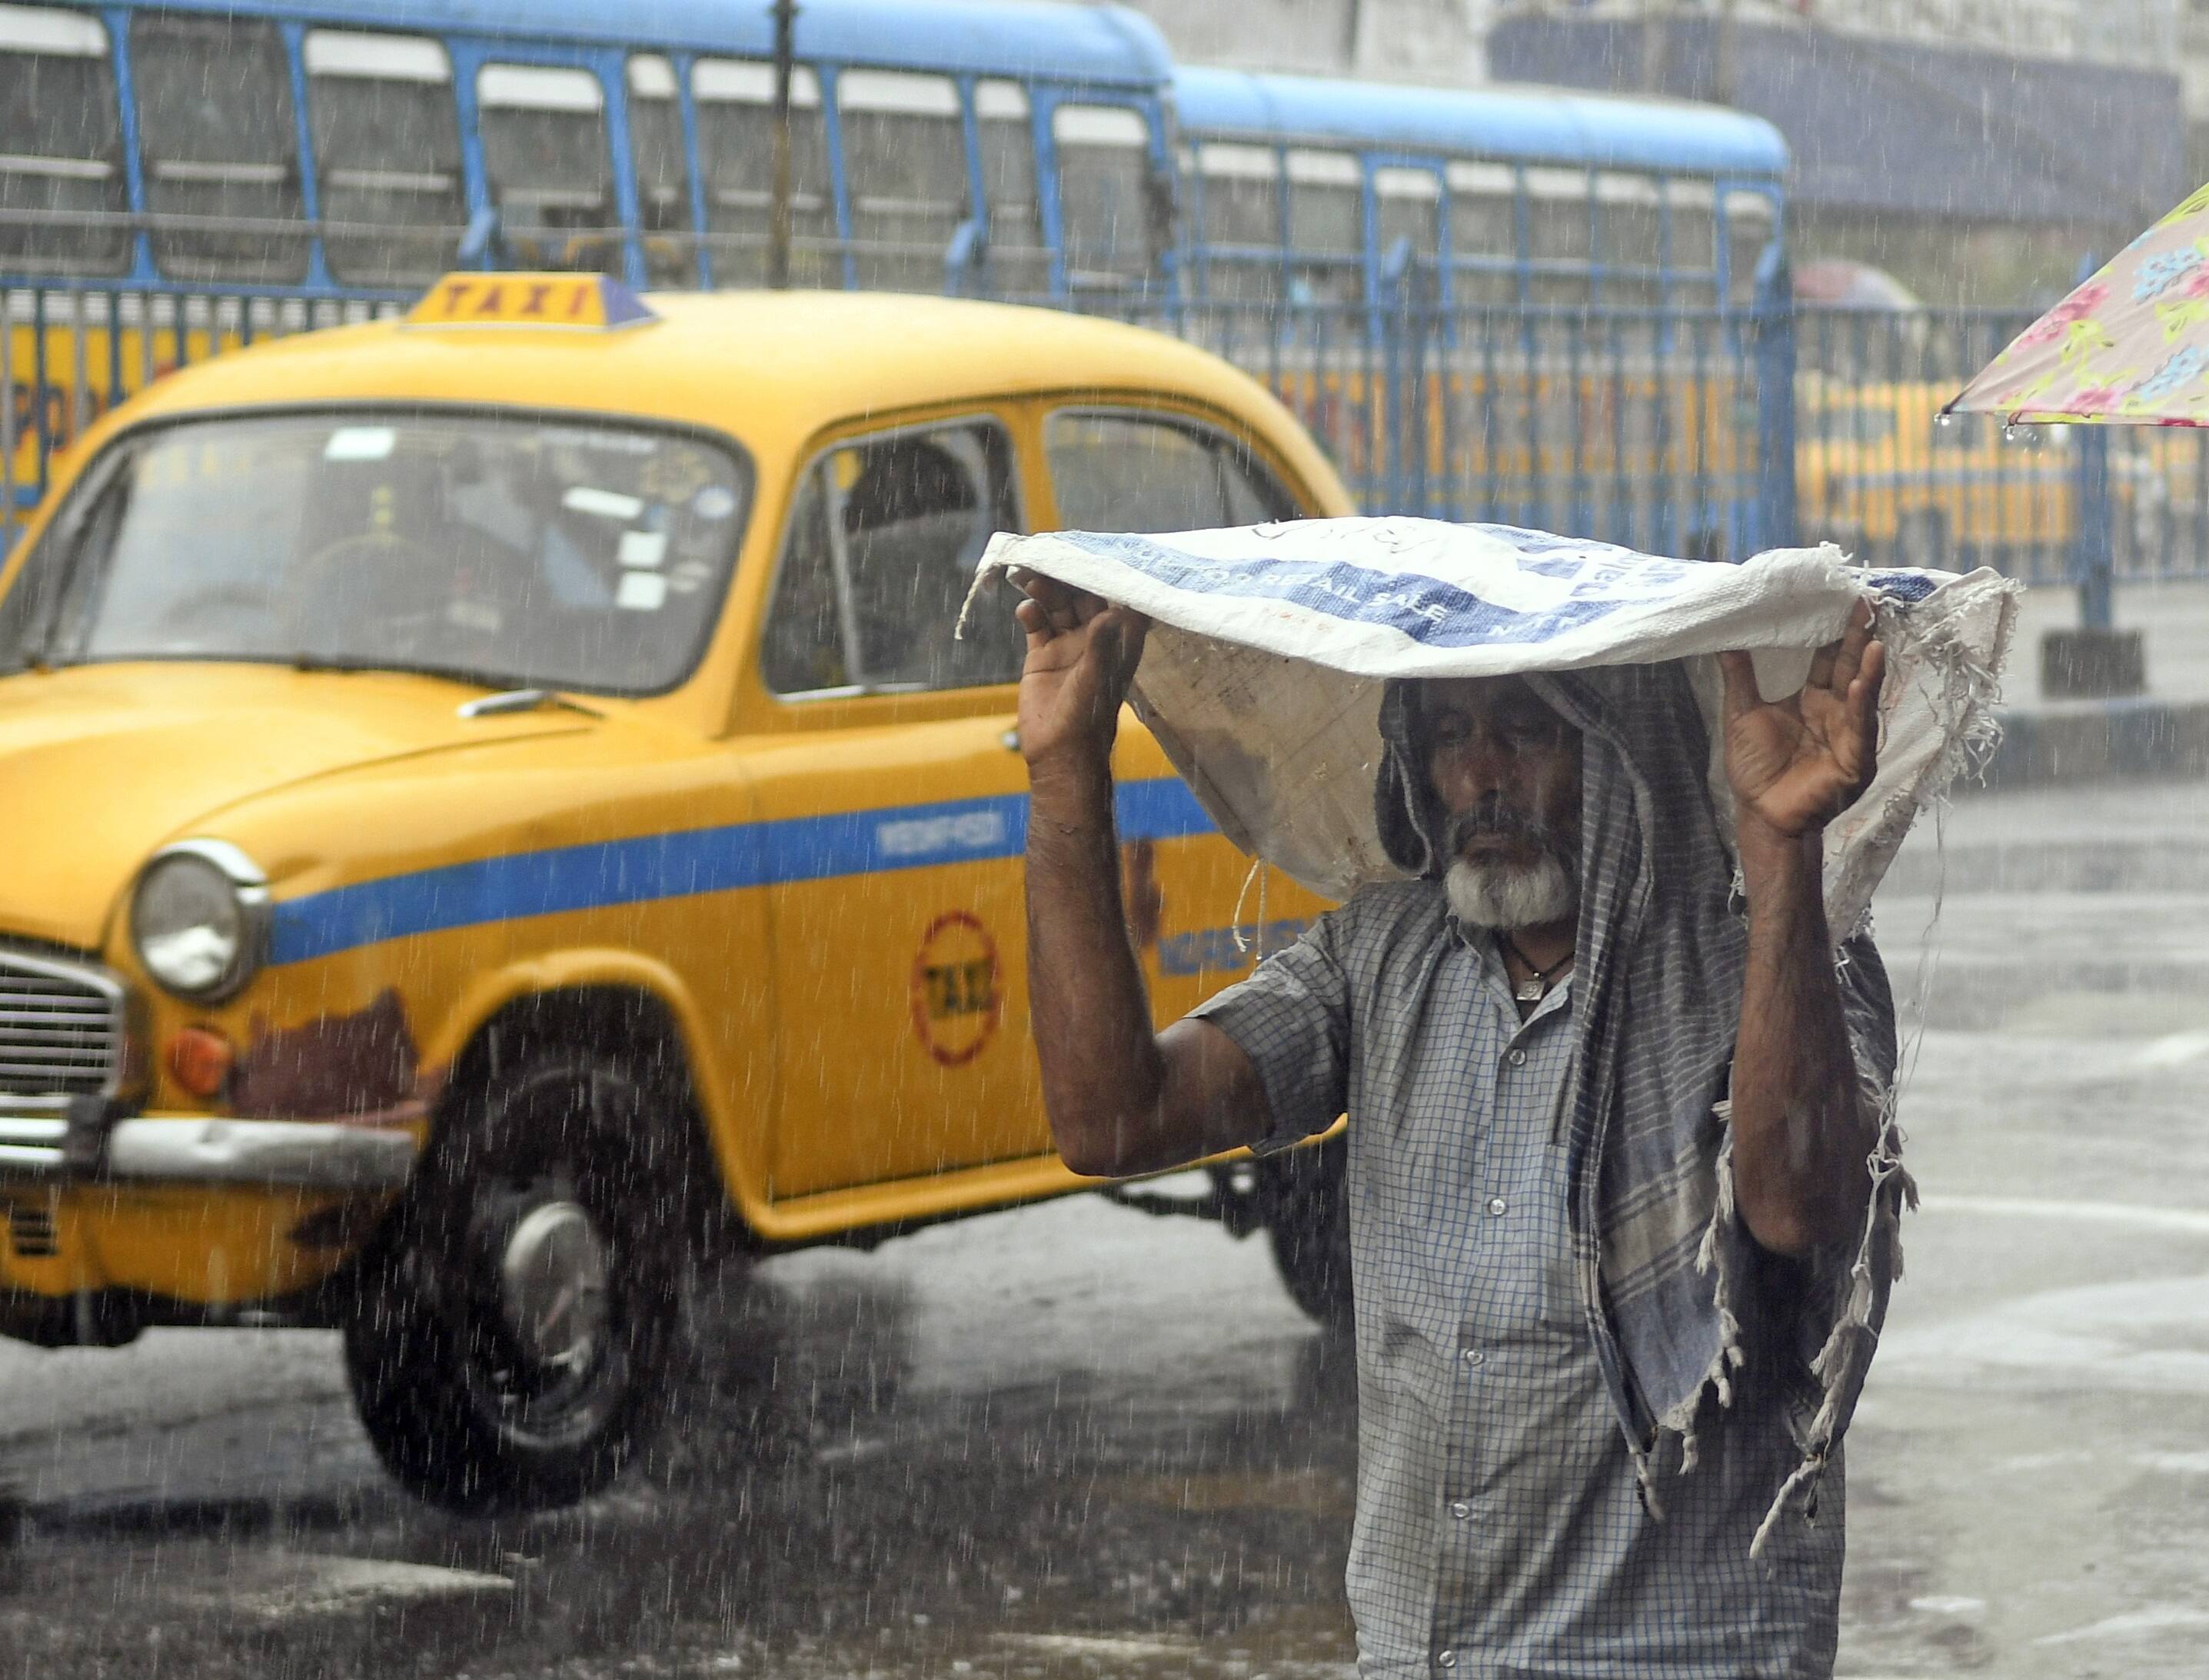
[{"x1": 101, "y1": 291, "x2": 1336, "y2": 486}]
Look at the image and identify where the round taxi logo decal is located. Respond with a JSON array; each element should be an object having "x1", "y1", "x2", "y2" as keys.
[{"x1": 910, "y1": 911, "x2": 1001, "y2": 1067}]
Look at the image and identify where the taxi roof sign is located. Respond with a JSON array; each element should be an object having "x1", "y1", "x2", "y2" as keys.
[{"x1": 406, "y1": 273, "x2": 658, "y2": 331}]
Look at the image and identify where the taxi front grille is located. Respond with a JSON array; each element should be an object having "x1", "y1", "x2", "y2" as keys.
[{"x1": 0, "y1": 949, "x2": 125, "y2": 1099}]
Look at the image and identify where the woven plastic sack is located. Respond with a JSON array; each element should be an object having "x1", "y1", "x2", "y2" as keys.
[{"x1": 966, "y1": 517, "x2": 2018, "y2": 935}]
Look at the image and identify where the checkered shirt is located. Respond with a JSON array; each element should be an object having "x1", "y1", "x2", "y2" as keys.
[{"x1": 1193, "y1": 880, "x2": 1845, "y2": 1680}]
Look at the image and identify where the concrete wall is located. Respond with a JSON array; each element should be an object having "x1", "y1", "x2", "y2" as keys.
[
  {"x1": 1492, "y1": 0, "x2": 2178, "y2": 72},
  {"x1": 1113, "y1": 0, "x2": 1490, "y2": 83},
  {"x1": 1489, "y1": 12, "x2": 2186, "y2": 305}
]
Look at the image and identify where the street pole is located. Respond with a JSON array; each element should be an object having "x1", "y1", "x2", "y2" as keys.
[
  {"x1": 767, "y1": 0, "x2": 799, "y2": 290},
  {"x1": 1641, "y1": 0, "x2": 1670, "y2": 94},
  {"x1": 1714, "y1": 0, "x2": 1739, "y2": 105}
]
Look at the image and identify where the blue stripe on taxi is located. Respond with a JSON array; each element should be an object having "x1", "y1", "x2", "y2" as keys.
[{"x1": 268, "y1": 777, "x2": 1216, "y2": 966}]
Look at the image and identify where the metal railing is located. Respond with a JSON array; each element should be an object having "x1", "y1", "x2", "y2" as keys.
[
  {"x1": 1106, "y1": 286, "x2": 1781, "y2": 558},
  {"x1": 10, "y1": 278, "x2": 2208, "y2": 605},
  {"x1": 1796, "y1": 304, "x2": 2209, "y2": 589},
  {"x1": 4, "y1": 284, "x2": 407, "y2": 531}
]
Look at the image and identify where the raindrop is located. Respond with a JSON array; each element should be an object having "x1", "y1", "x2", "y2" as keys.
[
  {"x1": 2002, "y1": 424, "x2": 2021, "y2": 443},
  {"x1": 1935, "y1": 411, "x2": 1958, "y2": 429}
]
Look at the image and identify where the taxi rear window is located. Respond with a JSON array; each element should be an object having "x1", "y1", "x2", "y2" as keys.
[{"x1": 1, "y1": 411, "x2": 751, "y2": 696}]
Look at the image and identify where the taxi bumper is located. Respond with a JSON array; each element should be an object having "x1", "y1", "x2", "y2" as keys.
[{"x1": 0, "y1": 1107, "x2": 421, "y2": 1192}]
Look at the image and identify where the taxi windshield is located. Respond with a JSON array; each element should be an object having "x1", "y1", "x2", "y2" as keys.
[{"x1": 2, "y1": 411, "x2": 751, "y2": 695}]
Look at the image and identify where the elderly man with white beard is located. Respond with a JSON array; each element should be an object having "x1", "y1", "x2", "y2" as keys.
[{"x1": 1013, "y1": 571, "x2": 1900, "y2": 1680}]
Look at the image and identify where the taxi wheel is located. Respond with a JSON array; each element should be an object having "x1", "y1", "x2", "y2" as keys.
[
  {"x1": 1261, "y1": 1136, "x2": 1354, "y2": 1333},
  {"x1": 342, "y1": 1050, "x2": 684, "y2": 1512}
]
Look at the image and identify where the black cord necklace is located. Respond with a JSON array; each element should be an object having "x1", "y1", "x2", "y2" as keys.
[{"x1": 1499, "y1": 932, "x2": 1574, "y2": 1003}]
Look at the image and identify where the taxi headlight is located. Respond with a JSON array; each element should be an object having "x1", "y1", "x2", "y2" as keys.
[{"x1": 131, "y1": 841, "x2": 270, "y2": 1002}]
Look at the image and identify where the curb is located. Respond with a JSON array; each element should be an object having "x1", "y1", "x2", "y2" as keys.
[{"x1": 1970, "y1": 697, "x2": 2209, "y2": 791}]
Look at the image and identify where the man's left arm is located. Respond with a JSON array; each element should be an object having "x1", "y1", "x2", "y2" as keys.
[{"x1": 1718, "y1": 601, "x2": 1887, "y2": 1259}]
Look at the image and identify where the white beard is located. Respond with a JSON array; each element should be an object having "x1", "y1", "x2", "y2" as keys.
[{"x1": 1445, "y1": 855, "x2": 1578, "y2": 931}]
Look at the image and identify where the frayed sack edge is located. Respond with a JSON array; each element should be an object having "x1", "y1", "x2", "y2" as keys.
[{"x1": 1630, "y1": 1060, "x2": 1918, "y2": 1557}]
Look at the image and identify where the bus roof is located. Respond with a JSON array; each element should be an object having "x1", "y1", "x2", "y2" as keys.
[
  {"x1": 117, "y1": 0, "x2": 1175, "y2": 86},
  {"x1": 1172, "y1": 65, "x2": 1790, "y2": 179}
]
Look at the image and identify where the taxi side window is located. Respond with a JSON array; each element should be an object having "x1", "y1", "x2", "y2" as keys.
[
  {"x1": 762, "y1": 421, "x2": 1026, "y2": 696},
  {"x1": 1043, "y1": 411, "x2": 1299, "y2": 533}
]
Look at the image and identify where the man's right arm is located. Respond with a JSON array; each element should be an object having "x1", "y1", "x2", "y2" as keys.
[{"x1": 1015, "y1": 576, "x2": 1273, "y2": 1179}]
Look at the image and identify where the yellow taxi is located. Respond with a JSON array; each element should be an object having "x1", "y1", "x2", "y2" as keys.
[
  {"x1": 1795, "y1": 375, "x2": 2074, "y2": 570},
  {"x1": 0, "y1": 274, "x2": 1349, "y2": 1510}
]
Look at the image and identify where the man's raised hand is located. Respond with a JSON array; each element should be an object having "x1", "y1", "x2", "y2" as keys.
[
  {"x1": 1717, "y1": 598, "x2": 1886, "y2": 847},
  {"x1": 1012, "y1": 571, "x2": 1149, "y2": 774}
]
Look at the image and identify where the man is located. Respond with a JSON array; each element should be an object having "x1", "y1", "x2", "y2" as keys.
[{"x1": 1014, "y1": 572, "x2": 1900, "y2": 1678}]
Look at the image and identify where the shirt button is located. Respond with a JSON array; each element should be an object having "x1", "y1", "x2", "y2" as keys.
[
  {"x1": 1461, "y1": 1347, "x2": 1485, "y2": 1367},
  {"x1": 1437, "y1": 1652, "x2": 1459, "y2": 1670},
  {"x1": 1450, "y1": 1499, "x2": 1473, "y2": 1519},
  {"x1": 1508, "y1": 1047, "x2": 1527, "y2": 1067},
  {"x1": 1485, "y1": 1196, "x2": 1509, "y2": 1217}
]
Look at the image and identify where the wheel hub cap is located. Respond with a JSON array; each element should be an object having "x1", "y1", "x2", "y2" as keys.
[{"x1": 496, "y1": 1199, "x2": 612, "y2": 1370}]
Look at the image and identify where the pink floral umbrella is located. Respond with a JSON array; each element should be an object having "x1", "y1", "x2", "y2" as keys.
[{"x1": 1948, "y1": 181, "x2": 2209, "y2": 427}]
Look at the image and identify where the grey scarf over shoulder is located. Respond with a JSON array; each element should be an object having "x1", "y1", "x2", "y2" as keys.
[{"x1": 1376, "y1": 662, "x2": 1908, "y2": 1554}]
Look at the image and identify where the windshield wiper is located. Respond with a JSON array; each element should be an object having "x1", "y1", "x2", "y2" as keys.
[
  {"x1": 455, "y1": 687, "x2": 602, "y2": 720},
  {"x1": 285, "y1": 654, "x2": 604, "y2": 716}
]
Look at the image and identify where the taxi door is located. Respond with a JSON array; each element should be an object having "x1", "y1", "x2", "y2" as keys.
[{"x1": 747, "y1": 414, "x2": 1043, "y2": 1199}]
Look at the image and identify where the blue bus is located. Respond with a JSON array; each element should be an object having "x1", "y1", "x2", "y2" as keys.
[
  {"x1": 1, "y1": 0, "x2": 1794, "y2": 547},
  {"x1": 0, "y1": 0, "x2": 1180, "y2": 303},
  {"x1": 1172, "y1": 65, "x2": 1788, "y2": 314},
  {"x1": 1165, "y1": 68, "x2": 1791, "y2": 550}
]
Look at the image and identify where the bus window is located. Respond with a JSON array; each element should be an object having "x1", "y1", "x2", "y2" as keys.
[
  {"x1": 1668, "y1": 178, "x2": 1717, "y2": 305},
  {"x1": 692, "y1": 59, "x2": 837, "y2": 288},
  {"x1": 1725, "y1": 190, "x2": 1776, "y2": 306},
  {"x1": 1525, "y1": 167, "x2": 1591, "y2": 306},
  {"x1": 976, "y1": 80, "x2": 1045, "y2": 298},
  {"x1": 477, "y1": 64, "x2": 619, "y2": 276},
  {"x1": 1598, "y1": 171, "x2": 1662, "y2": 306},
  {"x1": 627, "y1": 55, "x2": 695, "y2": 286},
  {"x1": 0, "y1": 5, "x2": 128, "y2": 276},
  {"x1": 304, "y1": 31, "x2": 464, "y2": 287},
  {"x1": 129, "y1": 12, "x2": 306, "y2": 283},
  {"x1": 1196, "y1": 142, "x2": 1281, "y2": 308},
  {"x1": 1053, "y1": 104, "x2": 1163, "y2": 292},
  {"x1": 1285, "y1": 148, "x2": 1360, "y2": 308},
  {"x1": 1447, "y1": 160, "x2": 1517, "y2": 307},
  {"x1": 839, "y1": 70, "x2": 967, "y2": 294},
  {"x1": 1373, "y1": 166, "x2": 1439, "y2": 296}
]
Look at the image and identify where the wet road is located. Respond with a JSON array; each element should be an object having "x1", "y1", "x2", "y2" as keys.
[
  {"x1": 5, "y1": 1186, "x2": 1362, "y2": 1679},
  {"x1": 8, "y1": 778, "x2": 2209, "y2": 1678}
]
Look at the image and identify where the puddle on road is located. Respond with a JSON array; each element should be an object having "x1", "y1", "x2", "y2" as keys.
[{"x1": 7, "y1": 1246, "x2": 1361, "y2": 1678}]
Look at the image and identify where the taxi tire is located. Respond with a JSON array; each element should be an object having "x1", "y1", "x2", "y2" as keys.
[
  {"x1": 1261, "y1": 1136, "x2": 1353, "y2": 1332},
  {"x1": 342, "y1": 1050, "x2": 684, "y2": 1512}
]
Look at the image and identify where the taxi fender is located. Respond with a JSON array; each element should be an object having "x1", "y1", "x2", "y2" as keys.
[{"x1": 424, "y1": 946, "x2": 768, "y2": 1228}]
